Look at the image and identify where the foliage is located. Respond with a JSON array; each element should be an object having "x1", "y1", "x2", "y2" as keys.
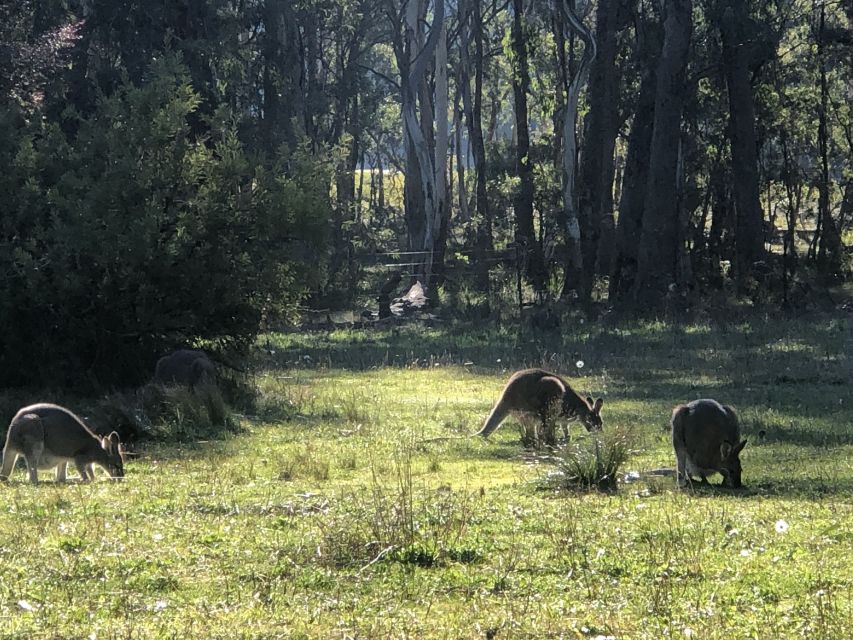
[
  {"x1": 0, "y1": 58, "x2": 330, "y2": 387},
  {"x1": 93, "y1": 381, "x2": 239, "y2": 443}
]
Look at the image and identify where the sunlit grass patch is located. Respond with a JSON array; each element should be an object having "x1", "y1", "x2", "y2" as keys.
[{"x1": 1, "y1": 315, "x2": 852, "y2": 638}]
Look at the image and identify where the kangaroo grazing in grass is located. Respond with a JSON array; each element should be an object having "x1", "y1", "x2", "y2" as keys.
[
  {"x1": 154, "y1": 349, "x2": 216, "y2": 388},
  {"x1": 671, "y1": 399, "x2": 747, "y2": 488},
  {"x1": 477, "y1": 369, "x2": 603, "y2": 446},
  {"x1": 0, "y1": 404, "x2": 126, "y2": 484}
]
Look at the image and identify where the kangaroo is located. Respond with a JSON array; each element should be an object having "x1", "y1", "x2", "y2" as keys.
[
  {"x1": 671, "y1": 399, "x2": 747, "y2": 488},
  {"x1": 154, "y1": 349, "x2": 216, "y2": 388},
  {"x1": 0, "y1": 403, "x2": 126, "y2": 484},
  {"x1": 477, "y1": 368, "x2": 604, "y2": 446}
]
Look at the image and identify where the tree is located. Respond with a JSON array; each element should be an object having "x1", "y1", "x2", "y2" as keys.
[
  {"x1": 389, "y1": 0, "x2": 449, "y2": 294},
  {"x1": 576, "y1": 0, "x2": 629, "y2": 296},
  {"x1": 633, "y1": 0, "x2": 693, "y2": 305},
  {"x1": 510, "y1": 0, "x2": 547, "y2": 293},
  {"x1": 717, "y1": 0, "x2": 766, "y2": 285},
  {"x1": 556, "y1": 0, "x2": 597, "y2": 300}
]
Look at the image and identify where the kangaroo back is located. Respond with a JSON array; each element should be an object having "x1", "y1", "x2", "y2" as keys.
[
  {"x1": 672, "y1": 399, "x2": 746, "y2": 488},
  {"x1": 476, "y1": 369, "x2": 604, "y2": 438},
  {"x1": 1, "y1": 403, "x2": 126, "y2": 483},
  {"x1": 154, "y1": 349, "x2": 216, "y2": 387}
]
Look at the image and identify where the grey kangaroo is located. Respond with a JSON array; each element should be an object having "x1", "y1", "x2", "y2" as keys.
[
  {"x1": 477, "y1": 368, "x2": 603, "y2": 446},
  {"x1": 671, "y1": 399, "x2": 747, "y2": 488},
  {"x1": 1, "y1": 403, "x2": 126, "y2": 484},
  {"x1": 154, "y1": 349, "x2": 216, "y2": 388}
]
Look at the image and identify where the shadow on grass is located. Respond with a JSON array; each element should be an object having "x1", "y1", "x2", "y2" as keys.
[
  {"x1": 749, "y1": 425, "x2": 853, "y2": 447},
  {"x1": 672, "y1": 476, "x2": 853, "y2": 499}
]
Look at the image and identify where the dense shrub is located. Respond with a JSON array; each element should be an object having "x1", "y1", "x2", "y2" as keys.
[
  {"x1": 92, "y1": 382, "x2": 239, "y2": 443},
  {"x1": 0, "y1": 58, "x2": 330, "y2": 387}
]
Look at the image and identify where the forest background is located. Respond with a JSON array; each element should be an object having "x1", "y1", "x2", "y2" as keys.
[{"x1": 0, "y1": 0, "x2": 851, "y2": 388}]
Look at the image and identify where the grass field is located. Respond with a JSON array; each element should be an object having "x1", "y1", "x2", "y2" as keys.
[{"x1": 1, "y1": 315, "x2": 851, "y2": 638}]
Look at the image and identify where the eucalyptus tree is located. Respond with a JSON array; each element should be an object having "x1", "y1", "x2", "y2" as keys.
[
  {"x1": 632, "y1": 0, "x2": 693, "y2": 305},
  {"x1": 387, "y1": 0, "x2": 449, "y2": 292}
]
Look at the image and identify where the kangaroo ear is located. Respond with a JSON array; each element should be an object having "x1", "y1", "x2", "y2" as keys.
[
  {"x1": 733, "y1": 439, "x2": 747, "y2": 455},
  {"x1": 593, "y1": 398, "x2": 604, "y2": 414},
  {"x1": 108, "y1": 431, "x2": 121, "y2": 444},
  {"x1": 720, "y1": 441, "x2": 733, "y2": 458},
  {"x1": 586, "y1": 396, "x2": 594, "y2": 406}
]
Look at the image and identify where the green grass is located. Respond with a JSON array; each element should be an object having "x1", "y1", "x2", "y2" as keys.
[{"x1": 1, "y1": 315, "x2": 852, "y2": 638}]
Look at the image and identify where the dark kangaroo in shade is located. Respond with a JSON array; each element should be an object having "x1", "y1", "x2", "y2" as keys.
[
  {"x1": 671, "y1": 399, "x2": 747, "y2": 488},
  {"x1": 477, "y1": 369, "x2": 604, "y2": 446},
  {"x1": 154, "y1": 349, "x2": 216, "y2": 388}
]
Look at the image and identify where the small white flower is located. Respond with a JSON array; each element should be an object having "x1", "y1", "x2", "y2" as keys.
[
  {"x1": 154, "y1": 599, "x2": 168, "y2": 611},
  {"x1": 684, "y1": 628, "x2": 695, "y2": 638},
  {"x1": 740, "y1": 549, "x2": 751, "y2": 557},
  {"x1": 576, "y1": 360, "x2": 585, "y2": 369},
  {"x1": 775, "y1": 519, "x2": 789, "y2": 534},
  {"x1": 726, "y1": 527, "x2": 739, "y2": 537},
  {"x1": 152, "y1": 533, "x2": 164, "y2": 542},
  {"x1": 17, "y1": 600, "x2": 36, "y2": 612}
]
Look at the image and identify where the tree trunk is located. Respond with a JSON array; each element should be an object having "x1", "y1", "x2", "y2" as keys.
[
  {"x1": 392, "y1": 0, "x2": 446, "y2": 292},
  {"x1": 815, "y1": 2, "x2": 842, "y2": 279},
  {"x1": 425, "y1": 13, "x2": 449, "y2": 292},
  {"x1": 464, "y1": 0, "x2": 493, "y2": 292},
  {"x1": 557, "y1": 0, "x2": 596, "y2": 301},
  {"x1": 609, "y1": 14, "x2": 661, "y2": 302},
  {"x1": 510, "y1": 0, "x2": 546, "y2": 293},
  {"x1": 719, "y1": 1, "x2": 765, "y2": 286},
  {"x1": 577, "y1": 0, "x2": 625, "y2": 295},
  {"x1": 633, "y1": 0, "x2": 693, "y2": 305}
]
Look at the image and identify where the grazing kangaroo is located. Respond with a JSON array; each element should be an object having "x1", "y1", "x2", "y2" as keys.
[
  {"x1": 477, "y1": 368, "x2": 604, "y2": 446},
  {"x1": 154, "y1": 349, "x2": 216, "y2": 388},
  {"x1": 0, "y1": 404, "x2": 126, "y2": 484},
  {"x1": 671, "y1": 399, "x2": 747, "y2": 488}
]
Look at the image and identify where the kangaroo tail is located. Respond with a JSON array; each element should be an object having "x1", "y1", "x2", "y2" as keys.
[{"x1": 476, "y1": 398, "x2": 511, "y2": 438}]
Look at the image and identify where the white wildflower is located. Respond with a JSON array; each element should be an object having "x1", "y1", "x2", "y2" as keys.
[{"x1": 774, "y1": 519, "x2": 789, "y2": 534}]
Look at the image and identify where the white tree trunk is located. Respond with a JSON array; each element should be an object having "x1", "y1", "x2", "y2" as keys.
[{"x1": 559, "y1": 0, "x2": 596, "y2": 296}]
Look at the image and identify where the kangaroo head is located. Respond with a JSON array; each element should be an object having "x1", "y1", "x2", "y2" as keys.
[
  {"x1": 100, "y1": 431, "x2": 127, "y2": 480},
  {"x1": 718, "y1": 439, "x2": 747, "y2": 488},
  {"x1": 579, "y1": 396, "x2": 604, "y2": 431}
]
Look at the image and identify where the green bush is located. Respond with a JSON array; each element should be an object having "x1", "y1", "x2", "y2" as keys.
[{"x1": 0, "y1": 57, "x2": 330, "y2": 388}]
